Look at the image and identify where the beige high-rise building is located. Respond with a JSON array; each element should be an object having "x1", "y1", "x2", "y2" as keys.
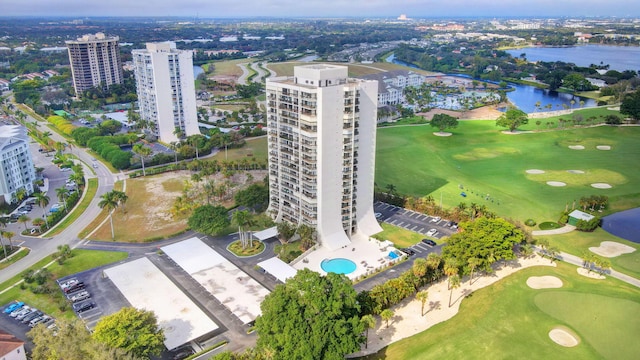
[
  {"x1": 66, "y1": 33, "x2": 123, "y2": 96},
  {"x1": 132, "y1": 42, "x2": 199, "y2": 143},
  {"x1": 266, "y1": 64, "x2": 382, "y2": 251}
]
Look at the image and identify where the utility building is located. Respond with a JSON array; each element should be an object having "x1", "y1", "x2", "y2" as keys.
[
  {"x1": 132, "y1": 42, "x2": 200, "y2": 143},
  {"x1": 66, "y1": 33, "x2": 124, "y2": 96},
  {"x1": 266, "y1": 64, "x2": 382, "y2": 251}
]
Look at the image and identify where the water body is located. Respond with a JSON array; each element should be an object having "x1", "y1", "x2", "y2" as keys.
[
  {"x1": 193, "y1": 65, "x2": 204, "y2": 78},
  {"x1": 506, "y1": 45, "x2": 640, "y2": 72},
  {"x1": 385, "y1": 54, "x2": 595, "y2": 113},
  {"x1": 602, "y1": 207, "x2": 640, "y2": 243}
]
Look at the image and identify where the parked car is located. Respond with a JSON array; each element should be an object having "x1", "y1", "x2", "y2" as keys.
[
  {"x1": 59, "y1": 278, "x2": 78, "y2": 289},
  {"x1": 29, "y1": 315, "x2": 50, "y2": 328},
  {"x1": 68, "y1": 290, "x2": 90, "y2": 303},
  {"x1": 429, "y1": 216, "x2": 441, "y2": 223},
  {"x1": 421, "y1": 239, "x2": 437, "y2": 247},
  {"x1": 3, "y1": 301, "x2": 24, "y2": 314},
  {"x1": 400, "y1": 248, "x2": 416, "y2": 256},
  {"x1": 375, "y1": 212, "x2": 382, "y2": 218},
  {"x1": 40, "y1": 317, "x2": 55, "y2": 327},
  {"x1": 16, "y1": 308, "x2": 35, "y2": 321},
  {"x1": 63, "y1": 282, "x2": 85, "y2": 294},
  {"x1": 22, "y1": 310, "x2": 43, "y2": 324},
  {"x1": 73, "y1": 301, "x2": 95, "y2": 313},
  {"x1": 10, "y1": 306, "x2": 31, "y2": 318},
  {"x1": 426, "y1": 229, "x2": 437, "y2": 237}
]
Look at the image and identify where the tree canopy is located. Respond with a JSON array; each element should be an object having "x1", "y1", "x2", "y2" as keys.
[
  {"x1": 255, "y1": 269, "x2": 365, "y2": 359},
  {"x1": 430, "y1": 113, "x2": 459, "y2": 132},
  {"x1": 441, "y1": 217, "x2": 525, "y2": 275},
  {"x1": 496, "y1": 107, "x2": 528, "y2": 132},
  {"x1": 188, "y1": 204, "x2": 230, "y2": 236},
  {"x1": 28, "y1": 319, "x2": 140, "y2": 360},
  {"x1": 620, "y1": 89, "x2": 640, "y2": 120},
  {"x1": 92, "y1": 307, "x2": 165, "y2": 358},
  {"x1": 234, "y1": 183, "x2": 269, "y2": 212}
]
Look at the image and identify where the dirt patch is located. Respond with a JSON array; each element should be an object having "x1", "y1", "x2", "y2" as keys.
[
  {"x1": 417, "y1": 109, "x2": 460, "y2": 120},
  {"x1": 591, "y1": 183, "x2": 612, "y2": 189},
  {"x1": 547, "y1": 181, "x2": 566, "y2": 187},
  {"x1": 526, "y1": 169, "x2": 545, "y2": 174},
  {"x1": 596, "y1": 145, "x2": 611, "y2": 150},
  {"x1": 568, "y1": 145, "x2": 585, "y2": 150},
  {"x1": 577, "y1": 267, "x2": 605, "y2": 279},
  {"x1": 567, "y1": 170, "x2": 585, "y2": 174},
  {"x1": 589, "y1": 241, "x2": 635, "y2": 258},
  {"x1": 462, "y1": 106, "x2": 504, "y2": 120},
  {"x1": 549, "y1": 327, "x2": 580, "y2": 347},
  {"x1": 526, "y1": 276, "x2": 563, "y2": 289}
]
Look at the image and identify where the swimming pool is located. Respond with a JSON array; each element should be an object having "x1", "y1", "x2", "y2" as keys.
[{"x1": 321, "y1": 258, "x2": 357, "y2": 275}]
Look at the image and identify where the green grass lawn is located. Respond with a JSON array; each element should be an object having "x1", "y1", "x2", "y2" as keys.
[
  {"x1": 365, "y1": 262, "x2": 640, "y2": 360},
  {"x1": 372, "y1": 223, "x2": 426, "y2": 248},
  {"x1": 0, "y1": 249, "x2": 128, "y2": 319},
  {"x1": 375, "y1": 121, "x2": 640, "y2": 223},
  {"x1": 543, "y1": 228, "x2": 640, "y2": 279}
]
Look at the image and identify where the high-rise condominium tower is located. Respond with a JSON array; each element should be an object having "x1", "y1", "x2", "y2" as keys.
[
  {"x1": 132, "y1": 42, "x2": 199, "y2": 143},
  {"x1": 66, "y1": 33, "x2": 123, "y2": 96},
  {"x1": 266, "y1": 64, "x2": 382, "y2": 251},
  {"x1": 0, "y1": 126, "x2": 36, "y2": 205}
]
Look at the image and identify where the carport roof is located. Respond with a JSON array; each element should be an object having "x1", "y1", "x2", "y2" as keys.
[
  {"x1": 569, "y1": 210, "x2": 595, "y2": 221},
  {"x1": 257, "y1": 257, "x2": 297, "y2": 283},
  {"x1": 252, "y1": 226, "x2": 278, "y2": 241}
]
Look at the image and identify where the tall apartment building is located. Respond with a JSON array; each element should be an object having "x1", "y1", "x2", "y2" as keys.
[
  {"x1": 0, "y1": 126, "x2": 36, "y2": 205},
  {"x1": 266, "y1": 65, "x2": 382, "y2": 251},
  {"x1": 132, "y1": 42, "x2": 199, "y2": 143},
  {"x1": 66, "y1": 33, "x2": 124, "y2": 96}
]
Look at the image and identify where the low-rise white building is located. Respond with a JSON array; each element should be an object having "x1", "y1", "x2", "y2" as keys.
[
  {"x1": 0, "y1": 125, "x2": 36, "y2": 205},
  {"x1": 360, "y1": 70, "x2": 426, "y2": 106}
]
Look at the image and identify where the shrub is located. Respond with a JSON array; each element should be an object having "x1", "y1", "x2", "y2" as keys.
[
  {"x1": 524, "y1": 219, "x2": 536, "y2": 226},
  {"x1": 576, "y1": 217, "x2": 600, "y2": 232}
]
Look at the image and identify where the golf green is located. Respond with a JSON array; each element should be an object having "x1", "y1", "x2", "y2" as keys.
[{"x1": 375, "y1": 121, "x2": 640, "y2": 222}]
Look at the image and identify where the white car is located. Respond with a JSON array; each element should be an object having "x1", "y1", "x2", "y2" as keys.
[
  {"x1": 429, "y1": 216, "x2": 441, "y2": 223},
  {"x1": 68, "y1": 290, "x2": 90, "y2": 303},
  {"x1": 426, "y1": 229, "x2": 437, "y2": 237},
  {"x1": 10, "y1": 306, "x2": 31, "y2": 318},
  {"x1": 375, "y1": 212, "x2": 382, "y2": 219}
]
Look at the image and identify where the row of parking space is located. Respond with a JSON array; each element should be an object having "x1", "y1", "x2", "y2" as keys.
[
  {"x1": 3, "y1": 300, "x2": 57, "y2": 332},
  {"x1": 374, "y1": 202, "x2": 458, "y2": 240},
  {"x1": 56, "y1": 276, "x2": 104, "y2": 329}
]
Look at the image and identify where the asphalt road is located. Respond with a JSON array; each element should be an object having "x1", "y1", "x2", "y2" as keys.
[{"x1": 0, "y1": 109, "x2": 117, "y2": 284}]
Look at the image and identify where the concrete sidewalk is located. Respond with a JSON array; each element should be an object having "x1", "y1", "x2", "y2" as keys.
[{"x1": 532, "y1": 224, "x2": 575, "y2": 236}]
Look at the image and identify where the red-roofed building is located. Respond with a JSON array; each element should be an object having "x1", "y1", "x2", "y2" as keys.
[{"x1": 0, "y1": 330, "x2": 26, "y2": 360}]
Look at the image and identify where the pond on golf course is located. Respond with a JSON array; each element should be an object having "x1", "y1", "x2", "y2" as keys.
[{"x1": 602, "y1": 207, "x2": 640, "y2": 243}]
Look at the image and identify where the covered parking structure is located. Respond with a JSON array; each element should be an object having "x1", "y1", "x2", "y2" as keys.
[
  {"x1": 252, "y1": 226, "x2": 278, "y2": 241},
  {"x1": 103, "y1": 257, "x2": 219, "y2": 351},
  {"x1": 257, "y1": 257, "x2": 297, "y2": 283},
  {"x1": 161, "y1": 237, "x2": 270, "y2": 324}
]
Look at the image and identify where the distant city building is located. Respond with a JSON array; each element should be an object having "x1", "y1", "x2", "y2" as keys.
[
  {"x1": 65, "y1": 33, "x2": 124, "y2": 96},
  {"x1": 360, "y1": 70, "x2": 425, "y2": 106},
  {"x1": 132, "y1": 41, "x2": 200, "y2": 143},
  {"x1": 0, "y1": 126, "x2": 36, "y2": 205},
  {"x1": 266, "y1": 64, "x2": 382, "y2": 250}
]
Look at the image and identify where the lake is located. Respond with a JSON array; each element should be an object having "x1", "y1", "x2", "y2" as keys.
[
  {"x1": 506, "y1": 45, "x2": 640, "y2": 72},
  {"x1": 385, "y1": 54, "x2": 595, "y2": 113},
  {"x1": 193, "y1": 65, "x2": 204, "y2": 78}
]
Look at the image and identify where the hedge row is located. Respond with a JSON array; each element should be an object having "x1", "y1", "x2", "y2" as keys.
[{"x1": 47, "y1": 115, "x2": 76, "y2": 135}]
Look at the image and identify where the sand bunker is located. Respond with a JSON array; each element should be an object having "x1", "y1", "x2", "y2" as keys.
[
  {"x1": 526, "y1": 169, "x2": 545, "y2": 174},
  {"x1": 433, "y1": 132, "x2": 452, "y2": 137},
  {"x1": 526, "y1": 276, "x2": 563, "y2": 289},
  {"x1": 549, "y1": 327, "x2": 579, "y2": 347},
  {"x1": 577, "y1": 268, "x2": 606, "y2": 279},
  {"x1": 589, "y1": 241, "x2": 635, "y2": 258},
  {"x1": 596, "y1": 145, "x2": 611, "y2": 150},
  {"x1": 567, "y1": 170, "x2": 584, "y2": 174},
  {"x1": 568, "y1": 145, "x2": 585, "y2": 150},
  {"x1": 547, "y1": 181, "x2": 566, "y2": 187},
  {"x1": 591, "y1": 183, "x2": 612, "y2": 189}
]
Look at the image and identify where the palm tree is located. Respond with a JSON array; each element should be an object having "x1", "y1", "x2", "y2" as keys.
[
  {"x1": 361, "y1": 314, "x2": 376, "y2": 349},
  {"x1": 3, "y1": 231, "x2": 15, "y2": 252},
  {"x1": 18, "y1": 215, "x2": 30, "y2": 232},
  {"x1": 232, "y1": 210, "x2": 251, "y2": 249},
  {"x1": 169, "y1": 141, "x2": 180, "y2": 165},
  {"x1": 56, "y1": 187, "x2": 70, "y2": 212},
  {"x1": 15, "y1": 188, "x2": 27, "y2": 203},
  {"x1": 380, "y1": 309, "x2": 394, "y2": 328},
  {"x1": 416, "y1": 290, "x2": 429, "y2": 316},
  {"x1": 385, "y1": 183, "x2": 396, "y2": 195},
  {"x1": 449, "y1": 275, "x2": 461, "y2": 307},
  {"x1": 133, "y1": 144, "x2": 152, "y2": 176},
  {"x1": 34, "y1": 192, "x2": 50, "y2": 229},
  {"x1": 98, "y1": 191, "x2": 120, "y2": 239},
  {"x1": 32, "y1": 218, "x2": 45, "y2": 232},
  {"x1": 412, "y1": 258, "x2": 428, "y2": 278},
  {"x1": 112, "y1": 190, "x2": 128, "y2": 213},
  {"x1": 467, "y1": 257, "x2": 481, "y2": 285},
  {"x1": 0, "y1": 231, "x2": 7, "y2": 259},
  {"x1": 444, "y1": 258, "x2": 459, "y2": 290}
]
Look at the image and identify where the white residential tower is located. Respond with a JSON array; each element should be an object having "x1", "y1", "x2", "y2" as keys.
[
  {"x1": 0, "y1": 126, "x2": 36, "y2": 205},
  {"x1": 132, "y1": 42, "x2": 199, "y2": 143},
  {"x1": 266, "y1": 64, "x2": 382, "y2": 251}
]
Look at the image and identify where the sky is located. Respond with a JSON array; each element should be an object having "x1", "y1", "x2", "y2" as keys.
[{"x1": 4, "y1": 0, "x2": 640, "y2": 18}]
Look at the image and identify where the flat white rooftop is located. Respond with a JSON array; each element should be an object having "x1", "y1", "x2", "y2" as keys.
[
  {"x1": 162, "y1": 237, "x2": 270, "y2": 324},
  {"x1": 257, "y1": 257, "x2": 297, "y2": 283},
  {"x1": 103, "y1": 257, "x2": 219, "y2": 350}
]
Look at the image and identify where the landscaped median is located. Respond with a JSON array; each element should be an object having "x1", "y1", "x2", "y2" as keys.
[{"x1": 44, "y1": 178, "x2": 98, "y2": 237}]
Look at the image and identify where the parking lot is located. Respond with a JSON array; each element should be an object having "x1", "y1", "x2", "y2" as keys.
[{"x1": 374, "y1": 201, "x2": 457, "y2": 242}]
